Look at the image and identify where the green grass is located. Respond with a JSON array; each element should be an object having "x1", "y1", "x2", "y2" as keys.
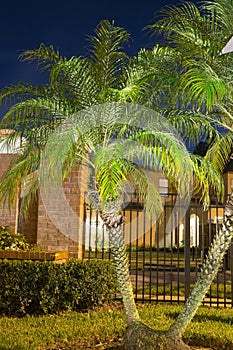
[{"x1": 0, "y1": 303, "x2": 233, "y2": 349}]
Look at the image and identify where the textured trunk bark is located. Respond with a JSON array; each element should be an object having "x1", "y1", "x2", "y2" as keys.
[
  {"x1": 107, "y1": 221, "x2": 140, "y2": 325},
  {"x1": 102, "y1": 208, "x2": 192, "y2": 349},
  {"x1": 168, "y1": 193, "x2": 233, "y2": 337}
]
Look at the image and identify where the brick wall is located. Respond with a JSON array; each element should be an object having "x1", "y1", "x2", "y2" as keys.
[
  {"x1": 0, "y1": 153, "x2": 39, "y2": 242},
  {"x1": 0, "y1": 154, "x2": 18, "y2": 232},
  {"x1": 37, "y1": 165, "x2": 88, "y2": 256},
  {"x1": 0, "y1": 147, "x2": 89, "y2": 255},
  {"x1": 20, "y1": 196, "x2": 38, "y2": 244}
]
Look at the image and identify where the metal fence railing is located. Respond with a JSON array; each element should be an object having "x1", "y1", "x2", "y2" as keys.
[{"x1": 83, "y1": 193, "x2": 233, "y2": 307}]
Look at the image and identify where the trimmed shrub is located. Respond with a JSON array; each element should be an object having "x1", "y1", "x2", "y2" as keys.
[
  {"x1": 0, "y1": 259, "x2": 118, "y2": 316},
  {"x1": 0, "y1": 226, "x2": 32, "y2": 251}
]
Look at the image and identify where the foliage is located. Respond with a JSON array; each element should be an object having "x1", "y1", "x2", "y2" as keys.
[
  {"x1": 0, "y1": 226, "x2": 31, "y2": 251},
  {"x1": 0, "y1": 19, "x2": 225, "y2": 213},
  {"x1": 0, "y1": 5, "x2": 232, "y2": 346},
  {"x1": 148, "y1": 0, "x2": 233, "y2": 171},
  {"x1": 0, "y1": 259, "x2": 118, "y2": 316}
]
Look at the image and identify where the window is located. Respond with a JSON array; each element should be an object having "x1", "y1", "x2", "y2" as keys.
[{"x1": 158, "y1": 178, "x2": 168, "y2": 194}]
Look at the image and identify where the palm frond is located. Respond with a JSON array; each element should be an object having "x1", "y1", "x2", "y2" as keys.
[
  {"x1": 181, "y1": 61, "x2": 230, "y2": 111},
  {"x1": 0, "y1": 83, "x2": 45, "y2": 106},
  {"x1": 124, "y1": 46, "x2": 182, "y2": 107},
  {"x1": 95, "y1": 154, "x2": 127, "y2": 203},
  {"x1": 19, "y1": 43, "x2": 64, "y2": 70},
  {"x1": 125, "y1": 162, "x2": 163, "y2": 217},
  {"x1": 165, "y1": 109, "x2": 219, "y2": 145},
  {"x1": 201, "y1": 0, "x2": 233, "y2": 39},
  {"x1": 191, "y1": 154, "x2": 224, "y2": 205},
  {"x1": 1, "y1": 98, "x2": 70, "y2": 132},
  {"x1": 50, "y1": 56, "x2": 99, "y2": 107},
  {"x1": 127, "y1": 130, "x2": 193, "y2": 200},
  {"x1": 0, "y1": 150, "x2": 41, "y2": 210},
  {"x1": 205, "y1": 133, "x2": 233, "y2": 172},
  {"x1": 150, "y1": 1, "x2": 219, "y2": 60},
  {"x1": 87, "y1": 20, "x2": 130, "y2": 91}
]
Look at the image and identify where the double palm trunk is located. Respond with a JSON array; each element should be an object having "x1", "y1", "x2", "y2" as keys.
[
  {"x1": 168, "y1": 193, "x2": 233, "y2": 337},
  {"x1": 103, "y1": 211, "x2": 193, "y2": 350},
  {"x1": 102, "y1": 194, "x2": 233, "y2": 348}
]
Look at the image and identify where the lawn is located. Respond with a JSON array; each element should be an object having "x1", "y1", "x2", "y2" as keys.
[{"x1": 0, "y1": 303, "x2": 233, "y2": 349}]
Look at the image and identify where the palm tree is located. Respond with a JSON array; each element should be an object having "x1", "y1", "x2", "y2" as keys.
[
  {"x1": 146, "y1": 0, "x2": 233, "y2": 340},
  {"x1": 0, "y1": 20, "x2": 192, "y2": 348},
  {"x1": 40, "y1": 98, "x2": 224, "y2": 350},
  {"x1": 0, "y1": 16, "x2": 227, "y2": 350}
]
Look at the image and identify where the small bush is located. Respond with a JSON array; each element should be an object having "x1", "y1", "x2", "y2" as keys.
[
  {"x1": 0, "y1": 259, "x2": 118, "y2": 316},
  {"x1": 0, "y1": 226, "x2": 31, "y2": 250}
]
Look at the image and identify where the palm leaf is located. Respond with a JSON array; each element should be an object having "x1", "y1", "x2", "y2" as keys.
[
  {"x1": 191, "y1": 154, "x2": 224, "y2": 205},
  {"x1": 87, "y1": 20, "x2": 130, "y2": 91},
  {"x1": 205, "y1": 133, "x2": 233, "y2": 172},
  {"x1": 181, "y1": 61, "x2": 230, "y2": 111},
  {"x1": 19, "y1": 43, "x2": 64, "y2": 70}
]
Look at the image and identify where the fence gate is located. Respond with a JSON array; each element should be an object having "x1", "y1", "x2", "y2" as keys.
[{"x1": 83, "y1": 193, "x2": 233, "y2": 307}]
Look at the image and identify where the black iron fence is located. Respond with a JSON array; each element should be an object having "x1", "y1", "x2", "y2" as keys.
[{"x1": 83, "y1": 193, "x2": 233, "y2": 307}]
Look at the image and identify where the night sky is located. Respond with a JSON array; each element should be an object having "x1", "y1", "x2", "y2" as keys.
[{"x1": 0, "y1": 0, "x2": 197, "y2": 90}]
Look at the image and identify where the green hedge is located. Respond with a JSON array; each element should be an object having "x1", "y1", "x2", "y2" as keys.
[{"x1": 0, "y1": 259, "x2": 118, "y2": 316}]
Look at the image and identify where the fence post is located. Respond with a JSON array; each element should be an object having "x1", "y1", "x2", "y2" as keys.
[
  {"x1": 230, "y1": 241, "x2": 233, "y2": 308},
  {"x1": 184, "y1": 207, "x2": 191, "y2": 299}
]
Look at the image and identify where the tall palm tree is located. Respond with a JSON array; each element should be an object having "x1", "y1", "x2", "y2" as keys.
[
  {"x1": 0, "y1": 16, "x2": 227, "y2": 350},
  {"x1": 146, "y1": 0, "x2": 233, "y2": 341},
  {"x1": 0, "y1": 20, "x2": 192, "y2": 348}
]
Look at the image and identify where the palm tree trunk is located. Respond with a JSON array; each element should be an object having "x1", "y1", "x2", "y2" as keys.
[
  {"x1": 103, "y1": 210, "x2": 193, "y2": 350},
  {"x1": 167, "y1": 193, "x2": 233, "y2": 337},
  {"x1": 108, "y1": 223, "x2": 140, "y2": 325}
]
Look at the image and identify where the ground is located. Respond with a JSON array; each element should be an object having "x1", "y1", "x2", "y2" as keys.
[
  {"x1": 46, "y1": 340, "x2": 212, "y2": 349},
  {"x1": 43, "y1": 304, "x2": 214, "y2": 350}
]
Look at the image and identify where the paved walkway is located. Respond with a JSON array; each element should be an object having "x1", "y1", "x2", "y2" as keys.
[{"x1": 130, "y1": 268, "x2": 232, "y2": 285}]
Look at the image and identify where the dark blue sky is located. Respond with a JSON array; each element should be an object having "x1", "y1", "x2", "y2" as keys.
[{"x1": 0, "y1": 0, "x2": 192, "y2": 90}]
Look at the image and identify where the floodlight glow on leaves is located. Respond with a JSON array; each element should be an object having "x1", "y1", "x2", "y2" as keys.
[{"x1": 39, "y1": 102, "x2": 193, "y2": 247}]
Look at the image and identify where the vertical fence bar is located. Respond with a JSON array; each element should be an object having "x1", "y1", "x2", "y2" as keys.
[
  {"x1": 194, "y1": 199, "x2": 199, "y2": 278},
  {"x1": 230, "y1": 241, "x2": 233, "y2": 308},
  {"x1": 88, "y1": 207, "x2": 92, "y2": 260},
  {"x1": 170, "y1": 200, "x2": 174, "y2": 302},
  {"x1": 83, "y1": 193, "x2": 232, "y2": 307},
  {"x1": 208, "y1": 205, "x2": 212, "y2": 307},
  {"x1": 216, "y1": 201, "x2": 220, "y2": 307},
  {"x1": 94, "y1": 211, "x2": 98, "y2": 258},
  {"x1": 101, "y1": 217, "x2": 105, "y2": 260},
  {"x1": 129, "y1": 198, "x2": 132, "y2": 271},
  {"x1": 142, "y1": 209, "x2": 146, "y2": 303},
  {"x1": 177, "y1": 196, "x2": 181, "y2": 304},
  {"x1": 149, "y1": 214, "x2": 153, "y2": 302},
  {"x1": 83, "y1": 199, "x2": 87, "y2": 260},
  {"x1": 201, "y1": 208, "x2": 205, "y2": 264},
  {"x1": 135, "y1": 210, "x2": 139, "y2": 302},
  {"x1": 163, "y1": 202, "x2": 167, "y2": 301},
  {"x1": 156, "y1": 215, "x2": 159, "y2": 303},
  {"x1": 184, "y1": 207, "x2": 191, "y2": 300}
]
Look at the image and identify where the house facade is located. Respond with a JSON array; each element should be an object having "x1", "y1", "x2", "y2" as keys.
[
  {"x1": 1, "y1": 128, "x2": 232, "y2": 255},
  {"x1": 0, "y1": 129, "x2": 86, "y2": 257}
]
